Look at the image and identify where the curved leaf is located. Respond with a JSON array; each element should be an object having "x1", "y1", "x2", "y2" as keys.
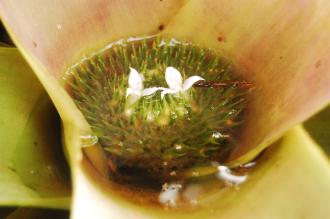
[
  {"x1": 0, "y1": 0, "x2": 189, "y2": 175},
  {"x1": 163, "y1": 0, "x2": 330, "y2": 163},
  {"x1": 0, "y1": 0, "x2": 188, "y2": 77},
  {"x1": 71, "y1": 126, "x2": 330, "y2": 219},
  {"x1": 0, "y1": 48, "x2": 70, "y2": 209}
]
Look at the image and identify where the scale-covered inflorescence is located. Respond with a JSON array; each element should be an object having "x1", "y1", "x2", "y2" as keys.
[{"x1": 66, "y1": 37, "x2": 251, "y2": 180}]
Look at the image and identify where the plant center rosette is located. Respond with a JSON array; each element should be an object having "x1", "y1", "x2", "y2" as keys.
[{"x1": 64, "y1": 36, "x2": 253, "y2": 192}]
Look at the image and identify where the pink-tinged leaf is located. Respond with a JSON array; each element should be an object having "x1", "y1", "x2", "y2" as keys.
[
  {"x1": 0, "y1": 0, "x2": 188, "y2": 77},
  {"x1": 164, "y1": 0, "x2": 330, "y2": 162}
]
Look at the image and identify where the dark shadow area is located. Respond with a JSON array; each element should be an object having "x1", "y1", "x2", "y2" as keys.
[
  {"x1": 0, "y1": 207, "x2": 69, "y2": 219},
  {"x1": 0, "y1": 207, "x2": 16, "y2": 218},
  {"x1": 0, "y1": 21, "x2": 14, "y2": 46},
  {"x1": 304, "y1": 104, "x2": 330, "y2": 156}
]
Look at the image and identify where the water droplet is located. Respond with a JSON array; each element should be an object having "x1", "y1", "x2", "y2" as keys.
[
  {"x1": 124, "y1": 108, "x2": 133, "y2": 117},
  {"x1": 170, "y1": 112, "x2": 178, "y2": 120},
  {"x1": 241, "y1": 162, "x2": 256, "y2": 168},
  {"x1": 212, "y1": 131, "x2": 230, "y2": 140},
  {"x1": 192, "y1": 171, "x2": 200, "y2": 177},
  {"x1": 80, "y1": 135, "x2": 98, "y2": 147},
  {"x1": 212, "y1": 132, "x2": 222, "y2": 139},
  {"x1": 170, "y1": 171, "x2": 177, "y2": 176},
  {"x1": 147, "y1": 112, "x2": 155, "y2": 122},
  {"x1": 228, "y1": 109, "x2": 237, "y2": 115},
  {"x1": 175, "y1": 144, "x2": 183, "y2": 151}
]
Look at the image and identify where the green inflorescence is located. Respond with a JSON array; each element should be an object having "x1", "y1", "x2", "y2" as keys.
[{"x1": 66, "y1": 36, "x2": 250, "y2": 180}]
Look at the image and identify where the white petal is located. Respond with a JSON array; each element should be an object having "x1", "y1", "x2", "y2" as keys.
[
  {"x1": 126, "y1": 88, "x2": 141, "y2": 98},
  {"x1": 182, "y1": 76, "x2": 204, "y2": 91},
  {"x1": 161, "y1": 88, "x2": 179, "y2": 99},
  {"x1": 142, "y1": 87, "x2": 163, "y2": 96},
  {"x1": 128, "y1": 67, "x2": 143, "y2": 90},
  {"x1": 217, "y1": 166, "x2": 247, "y2": 185},
  {"x1": 165, "y1": 67, "x2": 183, "y2": 90}
]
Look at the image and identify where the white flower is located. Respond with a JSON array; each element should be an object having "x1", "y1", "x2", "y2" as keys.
[
  {"x1": 125, "y1": 67, "x2": 161, "y2": 100},
  {"x1": 161, "y1": 67, "x2": 205, "y2": 99}
]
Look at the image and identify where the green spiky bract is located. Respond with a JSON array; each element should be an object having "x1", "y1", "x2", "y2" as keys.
[{"x1": 65, "y1": 36, "x2": 249, "y2": 181}]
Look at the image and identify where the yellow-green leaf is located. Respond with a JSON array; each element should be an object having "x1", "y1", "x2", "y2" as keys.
[{"x1": 0, "y1": 48, "x2": 70, "y2": 209}]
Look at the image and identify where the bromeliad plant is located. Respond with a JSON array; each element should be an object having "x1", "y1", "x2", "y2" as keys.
[{"x1": 0, "y1": 0, "x2": 330, "y2": 218}]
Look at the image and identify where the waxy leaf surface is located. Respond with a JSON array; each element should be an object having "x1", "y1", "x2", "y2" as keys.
[{"x1": 0, "y1": 48, "x2": 70, "y2": 209}]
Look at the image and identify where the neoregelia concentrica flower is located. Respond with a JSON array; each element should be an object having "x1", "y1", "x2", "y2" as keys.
[{"x1": 0, "y1": 0, "x2": 330, "y2": 218}]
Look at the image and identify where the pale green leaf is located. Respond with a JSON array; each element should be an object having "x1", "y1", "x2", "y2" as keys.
[{"x1": 0, "y1": 48, "x2": 70, "y2": 209}]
